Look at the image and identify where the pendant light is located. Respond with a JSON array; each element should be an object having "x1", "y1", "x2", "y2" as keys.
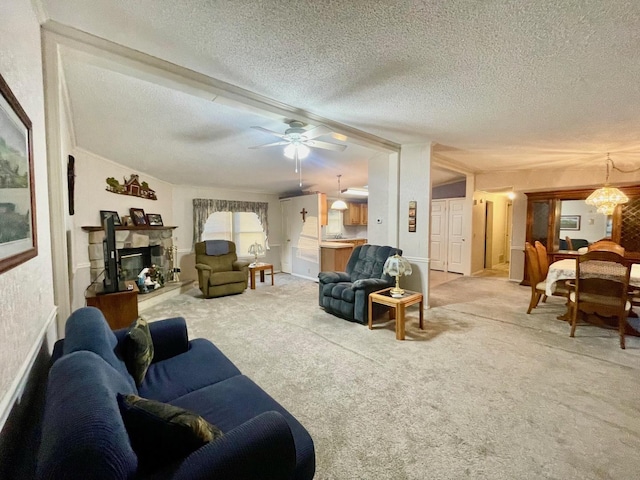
[
  {"x1": 330, "y1": 175, "x2": 348, "y2": 210},
  {"x1": 585, "y1": 153, "x2": 629, "y2": 215}
]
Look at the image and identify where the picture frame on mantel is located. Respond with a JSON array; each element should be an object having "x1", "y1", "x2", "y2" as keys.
[
  {"x1": 146, "y1": 213, "x2": 163, "y2": 226},
  {"x1": 100, "y1": 210, "x2": 121, "y2": 226},
  {"x1": 0, "y1": 73, "x2": 37, "y2": 274},
  {"x1": 130, "y1": 208, "x2": 147, "y2": 226}
]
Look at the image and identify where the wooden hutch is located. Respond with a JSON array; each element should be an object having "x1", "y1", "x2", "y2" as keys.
[{"x1": 524, "y1": 185, "x2": 640, "y2": 282}]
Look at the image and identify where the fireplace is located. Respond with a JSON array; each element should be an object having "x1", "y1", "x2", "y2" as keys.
[{"x1": 84, "y1": 226, "x2": 175, "y2": 283}]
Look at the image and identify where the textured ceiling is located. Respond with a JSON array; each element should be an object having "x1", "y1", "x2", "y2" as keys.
[{"x1": 41, "y1": 0, "x2": 640, "y2": 194}]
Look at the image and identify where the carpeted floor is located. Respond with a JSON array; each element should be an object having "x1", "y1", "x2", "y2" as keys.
[{"x1": 142, "y1": 275, "x2": 640, "y2": 480}]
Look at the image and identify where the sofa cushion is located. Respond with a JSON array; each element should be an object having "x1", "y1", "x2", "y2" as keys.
[
  {"x1": 37, "y1": 351, "x2": 138, "y2": 480},
  {"x1": 123, "y1": 317, "x2": 154, "y2": 386},
  {"x1": 171, "y1": 375, "x2": 315, "y2": 480},
  {"x1": 139, "y1": 338, "x2": 242, "y2": 403},
  {"x1": 117, "y1": 393, "x2": 223, "y2": 471}
]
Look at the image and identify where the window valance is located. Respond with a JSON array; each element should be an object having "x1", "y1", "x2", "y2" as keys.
[{"x1": 193, "y1": 199, "x2": 269, "y2": 247}]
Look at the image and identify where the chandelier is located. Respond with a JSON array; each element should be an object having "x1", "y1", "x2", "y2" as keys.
[{"x1": 585, "y1": 153, "x2": 629, "y2": 215}]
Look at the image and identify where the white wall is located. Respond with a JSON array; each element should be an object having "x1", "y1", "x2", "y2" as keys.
[
  {"x1": 368, "y1": 152, "x2": 399, "y2": 247},
  {"x1": 0, "y1": 0, "x2": 57, "y2": 429}
]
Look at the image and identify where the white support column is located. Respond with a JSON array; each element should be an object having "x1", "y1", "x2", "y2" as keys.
[{"x1": 397, "y1": 143, "x2": 432, "y2": 298}]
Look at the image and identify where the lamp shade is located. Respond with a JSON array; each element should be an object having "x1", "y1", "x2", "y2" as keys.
[
  {"x1": 330, "y1": 199, "x2": 348, "y2": 210},
  {"x1": 383, "y1": 253, "x2": 412, "y2": 297},
  {"x1": 248, "y1": 242, "x2": 264, "y2": 264}
]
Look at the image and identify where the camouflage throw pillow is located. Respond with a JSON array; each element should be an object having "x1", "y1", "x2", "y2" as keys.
[
  {"x1": 124, "y1": 317, "x2": 154, "y2": 386},
  {"x1": 117, "y1": 393, "x2": 224, "y2": 471}
]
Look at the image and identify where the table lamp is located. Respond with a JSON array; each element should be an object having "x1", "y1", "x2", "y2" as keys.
[
  {"x1": 248, "y1": 242, "x2": 264, "y2": 266},
  {"x1": 383, "y1": 253, "x2": 412, "y2": 297}
]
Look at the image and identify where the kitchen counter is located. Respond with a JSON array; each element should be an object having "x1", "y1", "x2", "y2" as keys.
[
  {"x1": 320, "y1": 241, "x2": 354, "y2": 248},
  {"x1": 320, "y1": 242, "x2": 354, "y2": 271}
]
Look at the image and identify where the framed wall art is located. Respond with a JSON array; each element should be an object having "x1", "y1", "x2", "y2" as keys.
[
  {"x1": 560, "y1": 215, "x2": 581, "y2": 231},
  {"x1": 0, "y1": 73, "x2": 37, "y2": 274},
  {"x1": 408, "y1": 201, "x2": 417, "y2": 232},
  {"x1": 130, "y1": 208, "x2": 147, "y2": 226}
]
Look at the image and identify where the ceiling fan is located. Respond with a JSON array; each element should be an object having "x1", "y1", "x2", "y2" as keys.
[
  {"x1": 249, "y1": 120, "x2": 347, "y2": 186},
  {"x1": 249, "y1": 120, "x2": 347, "y2": 155}
]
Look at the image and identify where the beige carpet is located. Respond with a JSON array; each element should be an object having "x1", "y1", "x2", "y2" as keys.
[{"x1": 142, "y1": 275, "x2": 640, "y2": 480}]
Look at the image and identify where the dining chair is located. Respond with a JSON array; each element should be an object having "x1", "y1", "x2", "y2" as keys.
[
  {"x1": 587, "y1": 239, "x2": 625, "y2": 256},
  {"x1": 569, "y1": 250, "x2": 631, "y2": 349},
  {"x1": 534, "y1": 241, "x2": 550, "y2": 279},
  {"x1": 565, "y1": 236, "x2": 574, "y2": 251},
  {"x1": 525, "y1": 242, "x2": 547, "y2": 314},
  {"x1": 534, "y1": 240, "x2": 570, "y2": 304}
]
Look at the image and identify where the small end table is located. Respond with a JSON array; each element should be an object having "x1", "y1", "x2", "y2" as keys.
[
  {"x1": 368, "y1": 287, "x2": 424, "y2": 340},
  {"x1": 248, "y1": 262, "x2": 274, "y2": 289}
]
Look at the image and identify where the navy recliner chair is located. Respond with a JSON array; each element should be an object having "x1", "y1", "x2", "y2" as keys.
[{"x1": 318, "y1": 244, "x2": 401, "y2": 324}]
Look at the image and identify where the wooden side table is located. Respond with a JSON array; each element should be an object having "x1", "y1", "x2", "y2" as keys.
[
  {"x1": 248, "y1": 263, "x2": 274, "y2": 289},
  {"x1": 86, "y1": 286, "x2": 139, "y2": 330},
  {"x1": 368, "y1": 287, "x2": 424, "y2": 340}
]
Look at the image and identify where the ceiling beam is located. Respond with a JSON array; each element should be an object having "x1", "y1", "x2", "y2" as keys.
[{"x1": 41, "y1": 20, "x2": 400, "y2": 154}]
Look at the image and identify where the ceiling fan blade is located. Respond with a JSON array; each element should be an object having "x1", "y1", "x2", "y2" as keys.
[
  {"x1": 306, "y1": 140, "x2": 347, "y2": 152},
  {"x1": 302, "y1": 125, "x2": 333, "y2": 140},
  {"x1": 251, "y1": 126, "x2": 287, "y2": 139},
  {"x1": 249, "y1": 141, "x2": 290, "y2": 149}
]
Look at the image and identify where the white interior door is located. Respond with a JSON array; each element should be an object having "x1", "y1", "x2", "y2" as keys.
[
  {"x1": 430, "y1": 200, "x2": 446, "y2": 271},
  {"x1": 281, "y1": 199, "x2": 292, "y2": 273},
  {"x1": 447, "y1": 199, "x2": 465, "y2": 274}
]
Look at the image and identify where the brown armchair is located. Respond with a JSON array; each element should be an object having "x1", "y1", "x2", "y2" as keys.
[{"x1": 195, "y1": 241, "x2": 250, "y2": 298}]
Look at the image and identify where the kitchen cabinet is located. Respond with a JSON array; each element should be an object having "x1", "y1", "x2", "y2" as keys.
[
  {"x1": 343, "y1": 202, "x2": 368, "y2": 226},
  {"x1": 319, "y1": 193, "x2": 328, "y2": 226},
  {"x1": 320, "y1": 242, "x2": 354, "y2": 271}
]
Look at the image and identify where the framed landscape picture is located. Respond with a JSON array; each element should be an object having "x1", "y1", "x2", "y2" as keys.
[
  {"x1": 0, "y1": 73, "x2": 37, "y2": 274},
  {"x1": 146, "y1": 213, "x2": 163, "y2": 226},
  {"x1": 560, "y1": 215, "x2": 581, "y2": 231}
]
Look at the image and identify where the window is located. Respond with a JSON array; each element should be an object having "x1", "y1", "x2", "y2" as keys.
[{"x1": 202, "y1": 212, "x2": 266, "y2": 258}]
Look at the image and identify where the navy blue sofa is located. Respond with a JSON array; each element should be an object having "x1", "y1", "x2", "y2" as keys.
[
  {"x1": 36, "y1": 307, "x2": 315, "y2": 479},
  {"x1": 318, "y1": 244, "x2": 401, "y2": 324}
]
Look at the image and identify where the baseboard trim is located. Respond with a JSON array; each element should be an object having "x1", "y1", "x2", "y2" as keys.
[
  {"x1": 291, "y1": 273, "x2": 319, "y2": 282},
  {"x1": 0, "y1": 307, "x2": 57, "y2": 432}
]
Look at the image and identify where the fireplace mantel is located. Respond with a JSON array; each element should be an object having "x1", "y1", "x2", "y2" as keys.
[{"x1": 82, "y1": 225, "x2": 177, "y2": 232}]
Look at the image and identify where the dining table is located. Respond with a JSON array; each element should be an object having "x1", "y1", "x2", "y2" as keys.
[{"x1": 545, "y1": 258, "x2": 640, "y2": 296}]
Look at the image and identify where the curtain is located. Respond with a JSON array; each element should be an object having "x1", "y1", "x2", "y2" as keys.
[{"x1": 193, "y1": 198, "x2": 269, "y2": 248}]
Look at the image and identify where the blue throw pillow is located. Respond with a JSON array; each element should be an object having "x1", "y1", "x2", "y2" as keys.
[{"x1": 117, "y1": 393, "x2": 223, "y2": 471}]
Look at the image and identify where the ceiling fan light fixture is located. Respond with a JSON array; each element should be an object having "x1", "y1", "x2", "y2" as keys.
[{"x1": 283, "y1": 142, "x2": 310, "y2": 160}]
